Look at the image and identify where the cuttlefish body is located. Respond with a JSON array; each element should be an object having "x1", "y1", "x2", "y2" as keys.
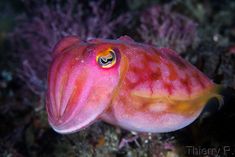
[{"x1": 46, "y1": 36, "x2": 221, "y2": 134}]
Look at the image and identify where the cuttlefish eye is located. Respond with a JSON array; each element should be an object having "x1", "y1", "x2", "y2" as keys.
[{"x1": 96, "y1": 48, "x2": 116, "y2": 68}]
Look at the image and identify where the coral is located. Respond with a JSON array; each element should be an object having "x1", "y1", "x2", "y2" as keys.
[
  {"x1": 10, "y1": 0, "x2": 131, "y2": 95},
  {"x1": 138, "y1": 5, "x2": 198, "y2": 53}
]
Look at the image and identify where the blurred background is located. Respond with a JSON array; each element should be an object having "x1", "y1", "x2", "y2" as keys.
[{"x1": 0, "y1": 0, "x2": 235, "y2": 156}]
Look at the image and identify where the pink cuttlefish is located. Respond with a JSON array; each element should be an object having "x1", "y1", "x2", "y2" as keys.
[{"x1": 46, "y1": 36, "x2": 222, "y2": 134}]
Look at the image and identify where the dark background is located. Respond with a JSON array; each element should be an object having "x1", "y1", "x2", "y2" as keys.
[{"x1": 0, "y1": 0, "x2": 235, "y2": 156}]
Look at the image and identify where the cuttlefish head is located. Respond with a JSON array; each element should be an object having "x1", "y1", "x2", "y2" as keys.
[{"x1": 46, "y1": 36, "x2": 124, "y2": 133}]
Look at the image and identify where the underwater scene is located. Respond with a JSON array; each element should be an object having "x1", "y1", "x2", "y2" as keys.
[{"x1": 0, "y1": 0, "x2": 235, "y2": 157}]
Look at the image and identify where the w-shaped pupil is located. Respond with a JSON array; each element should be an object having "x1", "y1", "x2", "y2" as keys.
[{"x1": 100, "y1": 57, "x2": 113, "y2": 65}]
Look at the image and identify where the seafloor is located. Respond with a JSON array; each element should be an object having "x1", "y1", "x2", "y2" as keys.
[{"x1": 0, "y1": 0, "x2": 235, "y2": 157}]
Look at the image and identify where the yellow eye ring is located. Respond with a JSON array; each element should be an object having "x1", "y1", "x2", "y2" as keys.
[{"x1": 96, "y1": 48, "x2": 116, "y2": 68}]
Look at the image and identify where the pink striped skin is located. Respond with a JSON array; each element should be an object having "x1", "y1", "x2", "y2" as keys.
[
  {"x1": 46, "y1": 36, "x2": 221, "y2": 134},
  {"x1": 47, "y1": 36, "x2": 121, "y2": 133}
]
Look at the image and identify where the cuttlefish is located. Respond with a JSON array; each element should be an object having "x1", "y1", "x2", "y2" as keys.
[{"x1": 46, "y1": 36, "x2": 222, "y2": 134}]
